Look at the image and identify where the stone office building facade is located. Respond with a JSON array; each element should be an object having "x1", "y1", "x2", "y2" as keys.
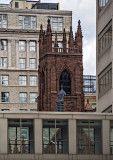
[{"x1": 0, "y1": 8, "x2": 72, "y2": 111}]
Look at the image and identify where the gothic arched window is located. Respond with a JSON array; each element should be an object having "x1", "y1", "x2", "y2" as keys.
[{"x1": 60, "y1": 70, "x2": 71, "y2": 95}]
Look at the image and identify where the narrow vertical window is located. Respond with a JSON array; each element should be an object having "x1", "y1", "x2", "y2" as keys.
[
  {"x1": 30, "y1": 59, "x2": 36, "y2": 69},
  {"x1": 1, "y1": 75, "x2": 8, "y2": 85},
  {"x1": 1, "y1": 92, "x2": 9, "y2": 102},
  {"x1": 1, "y1": 40, "x2": 7, "y2": 50},
  {"x1": 15, "y1": 2, "x2": 19, "y2": 8},
  {"x1": 19, "y1": 41, "x2": 26, "y2": 51},
  {"x1": 0, "y1": 15, "x2": 7, "y2": 28},
  {"x1": 60, "y1": 70, "x2": 71, "y2": 95},
  {"x1": 29, "y1": 41, "x2": 36, "y2": 52},
  {"x1": 19, "y1": 58, "x2": 26, "y2": 69},
  {"x1": 1, "y1": 58, "x2": 7, "y2": 68}
]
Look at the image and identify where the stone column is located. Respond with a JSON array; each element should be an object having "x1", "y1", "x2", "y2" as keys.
[
  {"x1": 8, "y1": 39, "x2": 11, "y2": 67},
  {"x1": 102, "y1": 120, "x2": 110, "y2": 154},
  {"x1": 26, "y1": 40, "x2": 29, "y2": 69},
  {"x1": 69, "y1": 119, "x2": 76, "y2": 154},
  {"x1": 16, "y1": 39, "x2": 19, "y2": 68},
  {"x1": 34, "y1": 119, "x2": 42, "y2": 154},
  {"x1": 0, "y1": 119, "x2": 7, "y2": 154}
]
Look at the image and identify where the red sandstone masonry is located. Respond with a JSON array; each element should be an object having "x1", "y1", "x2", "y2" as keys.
[{"x1": 38, "y1": 20, "x2": 84, "y2": 112}]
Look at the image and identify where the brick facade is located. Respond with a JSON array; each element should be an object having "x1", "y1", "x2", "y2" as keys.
[{"x1": 38, "y1": 20, "x2": 84, "y2": 112}]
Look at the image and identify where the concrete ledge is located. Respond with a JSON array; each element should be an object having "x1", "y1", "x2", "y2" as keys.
[{"x1": 0, "y1": 154, "x2": 113, "y2": 160}]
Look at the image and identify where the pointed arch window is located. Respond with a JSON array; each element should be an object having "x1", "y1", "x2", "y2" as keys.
[{"x1": 60, "y1": 70, "x2": 71, "y2": 95}]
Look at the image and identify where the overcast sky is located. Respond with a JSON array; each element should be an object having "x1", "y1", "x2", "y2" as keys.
[{"x1": 0, "y1": 0, "x2": 96, "y2": 75}]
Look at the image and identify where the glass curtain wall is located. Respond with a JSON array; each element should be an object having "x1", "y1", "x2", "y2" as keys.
[
  {"x1": 43, "y1": 120, "x2": 68, "y2": 154},
  {"x1": 8, "y1": 119, "x2": 34, "y2": 154},
  {"x1": 77, "y1": 120, "x2": 102, "y2": 154}
]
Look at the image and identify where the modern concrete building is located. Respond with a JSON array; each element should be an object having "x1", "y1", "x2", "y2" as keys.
[
  {"x1": 0, "y1": 7, "x2": 72, "y2": 111},
  {"x1": 96, "y1": 0, "x2": 113, "y2": 113},
  {"x1": 0, "y1": 111, "x2": 111, "y2": 159}
]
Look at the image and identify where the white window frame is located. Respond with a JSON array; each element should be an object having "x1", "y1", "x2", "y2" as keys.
[
  {"x1": 19, "y1": 58, "x2": 26, "y2": 69},
  {"x1": 1, "y1": 75, "x2": 8, "y2": 85},
  {"x1": 30, "y1": 58, "x2": 36, "y2": 69},
  {"x1": 1, "y1": 40, "x2": 7, "y2": 50},
  {"x1": 0, "y1": 14, "x2": 7, "y2": 28},
  {"x1": 30, "y1": 93, "x2": 37, "y2": 103},
  {"x1": 19, "y1": 16, "x2": 36, "y2": 30},
  {"x1": 19, "y1": 76, "x2": 27, "y2": 86},
  {"x1": 19, "y1": 92, "x2": 27, "y2": 103},
  {"x1": 30, "y1": 41, "x2": 36, "y2": 52},
  {"x1": 49, "y1": 17, "x2": 63, "y2": 31},
  {"x1": 1, "y1": 58, "x2": 7, "y2": 68},
  {"x1": 30, "y1": 76, "x2": 37, "y2": 86},
  {"x1": 19, "y1": 41, "x2": 26, "y2": 52}
]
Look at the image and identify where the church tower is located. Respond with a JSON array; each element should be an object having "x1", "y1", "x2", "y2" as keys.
[{"x1": 38, "y1": 20, "x2": 84, "y2": 112}]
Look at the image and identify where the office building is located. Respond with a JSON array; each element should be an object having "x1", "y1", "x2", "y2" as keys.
[
  {"x1": 0, "y1": 6, "x2": 72, "y2": 111},
  {"x1": 0, "y1": 111, "x2": 111, "y2": 159},
  {"x1": 96, "y1": 0, "x2": 112, "y2": 113}
]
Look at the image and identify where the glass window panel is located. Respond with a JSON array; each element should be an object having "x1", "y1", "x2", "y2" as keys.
[
  {"x1": 98, "y1": 65, "x2": 112, "y2": 95},
  {"x1": 43, "y1": 120, "x2": 55, "y2": 153},
  {"x1": 19, "y1": 16, "x2": 36, "y2": 30},
  {"x1": 77, "y1": 120, "x2": 102, "y2": 154},
  {"x1": 30, "y1": 41, "x2": 36, "y2": 52},
  {"x1": 19, "y1": 93, "x2": 27, "y2": 103},
  {"x1": 58, "y1": 18, "x2": 63, "y2": 22},
  {"x1": 56, "y1": 120, "x2": 68, "y2": 154},
  {"x1": 1, "y1": 58, "x2": 7, "y2": 68},
  {"x1": 19, "y1": 76, "x2": 26, "y2": 86},
  {"x1": 8, "y1": 119, "x2": 34, "y2": 154},
  {"x1": 0, "y1": 15, "x2": 7, "y2": 28},
  {"x1": 30, "y1": 59, "x2": 36, "y2": 69},
  {"x1": 19, "y1": 20, "x2": 23, "y2": 29},
  {"x1": 60, "y1": 70, "x2": 71, "y2": 95},
  {"x1": 19, "y1": 41, "x2": 25, "y2": 51},
  {"x1": 1, "y1": 40, "x2": 7, "y2": 50},
  {"x1": 30, "y1": 76, "x2": 37, "y2": 86},
  {"x1": 19, "y1": 16, "x2": 23, "y2": 20},
  {"x1": 43, "y1": 120, "x2": 68, "y2": 154},
  {"x1": 98, "y1": 22, "x2": 112, "y2": 55},
  {"x1": 31, "y1": 17, "x2": 36, "y2": 21},
  {"x1": 30, "y1": 93, "x2": 37, "y2": 103},
  {"x1": 50, "y1": 17, "x2": 63, "y2": 31},
  {"x1": 32, "y1": 21, "x2": 36, "y2": 29},
  {"x1": 19, "y1": 59, "x2": 26, "y2": 69},
  {"x1": 1, "y1": 75, "x2": 8, "y2": 85},
  {"x1": 52, "y1": 18, "x2": 58, "y2": 22},
  {"x1": 1, "y1": 92, "x2": 9, "y2": 102}
]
